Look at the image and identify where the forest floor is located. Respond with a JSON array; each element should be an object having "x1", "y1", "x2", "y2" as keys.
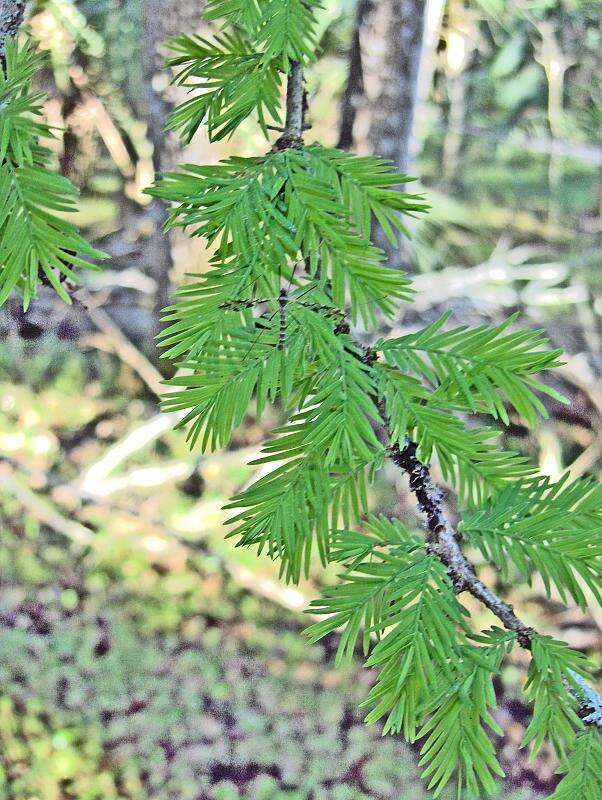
[{"x1": 2, "y1": 336, "x2": 596, "y2": 800}]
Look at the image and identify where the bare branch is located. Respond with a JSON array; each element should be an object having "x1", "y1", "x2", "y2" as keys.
[
  {"x1": 0, "y1": 461, "x2": 93, "y2": 549},
  {"x1": 275, "y1": 61, "x2": 305, "y2": 150},
  {"x1": 388, "y1": 439, "x2": 536, "y2": 646}
]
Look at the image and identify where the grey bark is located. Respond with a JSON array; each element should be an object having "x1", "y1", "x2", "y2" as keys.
[
  {"x1": 338, "y1": 1, "x2": 426, "y2": 174},
  {"x1": 338, "y1": 0, "x2": 427, "y2": 264},
  {"x1": 139, "y1": 0, "x2": 204, "y2": 360},
  {"x1": 337, "y1": 0, "x2": 370, "y2": 150},
  {"x1": 284, "y1": 61, "x2": 305, "y2": 139},
  {"x1": 275, "y1": 60, "x2": 305, "y2": 149}
]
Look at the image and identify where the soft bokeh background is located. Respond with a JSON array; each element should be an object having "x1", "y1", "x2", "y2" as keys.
[{"x1": 0, "y1": 1, "x2": 600, "y2": 798}]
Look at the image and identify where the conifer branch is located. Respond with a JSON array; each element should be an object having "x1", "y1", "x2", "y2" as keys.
[
  {"x1": 388, "y1": 439, "x2": 536, "y2": 644},
  {"x1": 0, "y1": 0, "x2": 25, "y2": 62},
  {"x1": 389, "y1": 436, "x2": 602, "y2": 727},
  {"x1": 356, "y1": 330, "x2": 602, "y2": 725},
  {"x1": 280, "y1": 56, "x2": 602, "y2": 726}
]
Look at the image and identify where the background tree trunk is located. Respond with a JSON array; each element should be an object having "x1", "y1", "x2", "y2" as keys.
[
  {"x1": 139, "y1": 1, "x2": 204, "y2": 358},
  {"x1": 337, "y1": 0, "x2": 427, "y2": 265}
]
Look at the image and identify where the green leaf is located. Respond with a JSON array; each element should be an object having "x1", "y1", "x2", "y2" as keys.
[
  {"x1": 255, "y1": 0, "x2": 323, "y2": 65},
  {"x1": 225, "y1": 436, "x2": 372, "y2": 583},
  {"x1": 306, "y1": 515, "x2": 423, "y2": 665},
  {"x1": 376, "y1": 367, "x2": 535, "y2": 504},
  {"x1": 307, "y1": 144, "x2": 429, "y2": 244},
  {"x1": 165, "y1": 32, "x2": 282, "y2": 142},
  {"x1": 0, "y1": 38, "x2": 106, "y2": 308},
  {"x1": 460, "y1": 475, "x2": 602, "y2": 609},
  {"x1": 418, "y1": 658, "x2": 506, "y2": 797},
  {"x1": 147, "y1": 155, "x2": 296, "y2": 268},
  {"x1": 549, "y1": 727, "x2": 602, "y2": 800},
  {"x1": 360, "y1": 555, "x2": 468, "y2": 741},
  {"x1": 522, "y1": 635, "x2": 591, "y2": 759},
  {"x1": 379, "y1": 312, "x2": 565, "y2": 426},
  {"x1": 285, "y1": 149, "x2": 414, "y2": 323},
  {"x1": 161, "y1": 305, "x2": 310, "y2": 451},
  {"x1": 204, "y1": 0, "x2": 263, "y2": 33}
]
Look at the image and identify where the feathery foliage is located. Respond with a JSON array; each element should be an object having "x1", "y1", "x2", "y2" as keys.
[
  {"x1": 549, "y1": 727, "x2": 602, "y2": 800},
  {"x1": 0, "y1": 38, "x2": 105, "y2": 308},
  {"x1": 167, "y1": 0, "x2": 322, "y2": 143},
  {"x1": 146, "y1": 2, "x2": 602, "y2": 797},
  {"x1": 521, "y1": 635, "x2": 592, "y2": 758},
  {"x1": 417, "y1": 634, "x2": 511, "y2": 797},
  {"x1": 460, "y1": 475, "x2": 602, "y2": 609},
  {"x1": 378, "y1": 311, "x2": 566, "y2": 426}
]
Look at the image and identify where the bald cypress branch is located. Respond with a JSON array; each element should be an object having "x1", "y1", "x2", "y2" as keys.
[
  {"x1": 362, "y1": 341, "x2": 602, "y2": 727},
  {"x1": 149, "y1": 3, "x2": 602, "y2": 790}
]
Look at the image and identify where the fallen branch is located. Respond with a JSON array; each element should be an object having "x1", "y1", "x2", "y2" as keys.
[{"x1": 0, "y1": 461, "x2": 93, "y2": 548}]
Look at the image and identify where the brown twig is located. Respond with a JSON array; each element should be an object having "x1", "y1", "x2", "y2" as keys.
[
  {"x1": 388, "y1": 439, "x2": 536, "y2": 647},
  {"x1": 274, "y1": 60, "x2": 305, "y2": 150},
  {"x1": 0, "y1": 462, "x2": 93, "y2": 549}
]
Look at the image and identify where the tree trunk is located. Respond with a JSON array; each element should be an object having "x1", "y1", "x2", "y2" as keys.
[
  {"x1": 337, "y1": 0, "x2": 427, "y2": 265},
  {"x1": 139, "y1": 1, "x2": 204, "y2": 357}
]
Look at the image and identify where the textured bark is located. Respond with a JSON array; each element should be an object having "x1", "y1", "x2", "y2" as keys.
[
  {"x1": 275, "y1": 61, "x2": 305, "y2": 149},
  {"x1": 364, "y1": 1, "x2": 425, "y2": 176},
  {"x1": 139, "y1": 0, "x2": 205, "y2": 357},
  {"x1": 0, "y1": 0, "x2": 25, "y2": 63},
  {"x1": 338, "y1": 1, "x2": 427, "y2": 263},
  {"x1": 339, "y1": 1, "x2": 426, "y2": 171},
  {"x1": 284, "y1": 61, "x2": 305, "y2": 139},
  {"x1": 337, "y1": 0, "x2": 370, "y2": 150},
  {"x1": 388, "y1": 440, "x2": 536, "y2": 647}
]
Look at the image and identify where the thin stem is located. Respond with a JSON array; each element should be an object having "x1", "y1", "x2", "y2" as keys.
[
  {"x1": 285, "y1": 60, "x2": 304, "y2": 137},
  {"x1": 388, "y1": 439, "x2": 535, "y2": 647},
  {"x1": 0, "y1": 0, "x2": 25, "y2": 63},
  {"x1": 386, "y1": 424, "x2": 602, "y2": 726},
  {"x1": 275, "y1": 60, "x2": 305, "y2": 149}
]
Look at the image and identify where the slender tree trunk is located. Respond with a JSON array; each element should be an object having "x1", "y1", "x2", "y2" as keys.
[
  {"x1": 337, "y1": 0, "x2": 427, "y2": 264},
  {"x1": 139, "y1": 1, "x2": 204, "y2": 358},
  {"x1": 337, "y1": 0, "x2": 371, "y2": 151},
  {"x1": 409, "y1": 0, "x2": 445, "y2": 164}
]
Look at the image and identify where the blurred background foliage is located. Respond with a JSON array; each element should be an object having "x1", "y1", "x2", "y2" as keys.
[{"x1": 0, "y1": 0, "x2": 600, "y2": 798}]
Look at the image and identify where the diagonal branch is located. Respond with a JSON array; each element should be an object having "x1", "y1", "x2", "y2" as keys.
[
  {"x1": 367, "y1": 354, "x2": 602, "y2": 727},
  {"x1": 387, "y1": 438, "x2": 536, "y2": 647}
]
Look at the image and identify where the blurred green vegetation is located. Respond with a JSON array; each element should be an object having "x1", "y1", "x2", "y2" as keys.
[
  {"x1": 0, "y1": 305, "x2": 561, "y2": 800},
  {"x1": 1, "y1": 314, "x2": 558, "y2": 800}
]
